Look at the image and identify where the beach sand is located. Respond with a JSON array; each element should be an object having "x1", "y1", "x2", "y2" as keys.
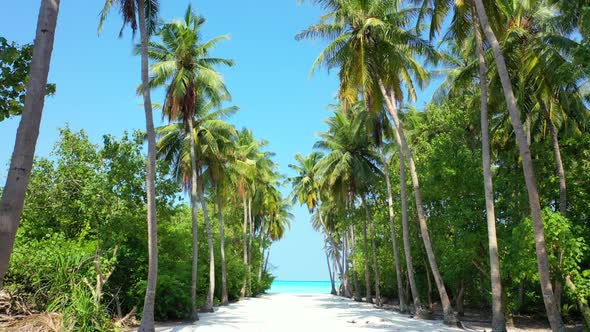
[{"x1": 154, "y1": 293, "x2": 463, "y2": 332}]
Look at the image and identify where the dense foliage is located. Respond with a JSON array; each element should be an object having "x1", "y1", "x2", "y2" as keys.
[
  {"x1": 293, "y1": 0, "x2": 590, "y2": 330},
  {"x1": 4, "y1": 128, "x2": 279, "y2": 329},
  {"x1": 0, "y1": 37, "x2": 55, "y2": 121}
]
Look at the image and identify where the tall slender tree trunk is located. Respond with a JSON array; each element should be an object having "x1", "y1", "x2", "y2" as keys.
[
  {"x1": 343, "y1": 231, "x2": 352, "y2": 298},
  {"x1": 257, "y1": 220, "x2": 265, "y2": 281},
  {"x1": 264, "y1": 248, "x2": 270, "y2": 273},
  {"x1": 328, "y1": 235, "x2": 344, "y2": 292},
  {"x1": 350, "y1": 227, "x2": 362, "y2": 302},
  {"x1": 363, "y1": 196, "x2": 381, "y2": 306},
  {"x1": 187, "y1": 120, "x2": 200, "y2": 320},
  {"x1": 240, "y1": 196, "x2": 248, "y2": 298},
  {"x1": 425, "y1": 259, "x2": 433, "y2": 310},
  {"x1": 217, "y1": 193, "x2": 228, "y2": 305},
  {"x1": 541, "y1": 105, "x2": 567, "y2": 217},
  {"x1": 473, "y1": 2, "x2": 565, "y2": 330},
  {"x1": 325, "y1": 239, "x2": 337, "y2": 295},
  {"x1": 137, "y1": 0, "x2": 158, "y2": 330},
  {"x1": 395, "y1": 133, "x2": 424, "y2": 316},
  {"x1": 360, "y1": 201, "x2": 372, "y2": 304},
  {"x1": 456, "y1": 280, "x2": 465, "y2": 317},
  {"x1": 197, "y1": 167, "x2": 215, "y2": 312},
  {"x1": 473, "y1": 10, "x2": 507, "y2": 331},
  {"x1": 0, "y1": 0, "x2": 60, "y2": 284},
  {"x1": 247, "y1": 197, "x2": 253, "y2": 296},
  {"x1": 379, "y1": 146, "x2": 406, "y2": 312},
  {"x1": 379, "y1": 80, "x2": 457, "y2": 325},
  {"x1": 333, "y1": 251, "x2": 340, "y2": 295}
]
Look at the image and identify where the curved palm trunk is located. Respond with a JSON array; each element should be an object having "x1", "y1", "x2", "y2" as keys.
[
  {"x1": 360, "y1": 200, "x2": 372, "y2": 304},
  {"x1": 324, "y1": 238, "x2": 337, "y2": 295},
  {"x1": 350, "y1": 226, "x2": 362, "y2": 301},
  {"x1": 378, "y1": 80, "x2": 457, "y2": 325},
  {"x1": 379, "y1": 146, "x2": 406, "y2": 312},
  {"x1": 473, "y1": 2, "x2": 565, "y2": 330},
  {"x1": 473, "y1": 11, "x2": 506, "y2": 331},
  {"x1": 0, "y1": 0, "x2": 59, "y2": 284},
  {"x1": 541, "y1": 105, "x2": 567, "y2": 217},
  {"x1": 138, "y1": 0, "x2": 158, "y2": 330},
  {"x1": 363, "y1": 196, "x2": 381, "y2": 306},
  {"x1": 328, "y1": 235, "x2": 344, "y2": 294},
  {"x1": 257, "y1": 220, "x2": 265, "y2": 281},
  {"x1": 240, "y1": 196, "x2": 248, "y2": 298},
  {"x1": 187, "y1": 120, "x2": 201, "y2": 320},
  {"x1": 395, "y1": 135, "x2": 424, "y2": 315},
  {"x1": 197, "y1": 167, "x2": 215, "y2": 312},
  {"x1": 342, "y1": 231, "x2": 352, "y2": 298},
  {"x1": 217, "y1": 193, "x2": 229, "y2": 305},
  {"x1": 247, "y1": 197, "x2": 253, "y2": 296},
  {"x1": 543, "y1": 105, "x2": 566, "y2": 309}
]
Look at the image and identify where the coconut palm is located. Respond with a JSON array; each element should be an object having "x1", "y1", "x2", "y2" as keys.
[
  {"x1": 421, "y1": 0, "x2": 507, "y2": 328},
  {"x1": 155, "y1": 96, "x2": 237, "y2": 313},
  {"x1": 98, "y1": 1, "x2": 160, "y2": 329},
  {"x1": 229, "y1": 129, "x2": 260, "y2": 298},
  {"x1": 473, "y1": 1, "x2": 566, "y2": 329},
  {"x1": 297, "y1": 0, "x2": 450, "y2": 320},
  {"x1": 314, "y1": 107, "x2": 382, "y2": 304},
  {"x1": 146, "y1": 5, "x2": 233, "y2": 316},
  {"x1": 0, "y1": 0, "x2": 60, "y2": 284}
]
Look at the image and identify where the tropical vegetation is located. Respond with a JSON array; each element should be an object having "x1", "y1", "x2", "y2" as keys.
[{"x1": 1, "y1": 0, "x2": 589, "y2": 331}]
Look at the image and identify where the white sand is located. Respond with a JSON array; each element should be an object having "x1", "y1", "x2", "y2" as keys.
[{"x1": 155, "y1": 293, "x2": 464, "y2": 332}]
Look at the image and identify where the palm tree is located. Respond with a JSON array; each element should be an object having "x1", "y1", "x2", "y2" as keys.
[
  {"x1": 314, "y1": 107, "x2": 382, "y2": 304},
  {"x1": 156, "y1": 97, "x2": 237, "y2": 311},
  {"x1": 98, "y1": 1, "x2": 160, "y2": 329},
  {"x1": 421, "y1": 0, "x2": 507, "y2": 328},
  {"x1": 0, "y1": 0, "x2": 60, "y2": 284},
  {"x1": 146, "y1": 5, "x2": 233, "y2": 316},
  {"x1": 230, "y1": 129, "x2": 259, "y2": 298},
  {"x1": 288, "y1": 152, "x2": 345, "y2": 292},
  {"x1": 473, "y1": 1, "x2": 565, "y2": 330},
  {"x1": 297, "y1": 0, "x2": 450, "y2": 320}
]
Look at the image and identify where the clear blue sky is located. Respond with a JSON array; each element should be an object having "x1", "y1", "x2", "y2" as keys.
[{"x1": 1, "y1": 1, "x2": 438, "y2": 281}]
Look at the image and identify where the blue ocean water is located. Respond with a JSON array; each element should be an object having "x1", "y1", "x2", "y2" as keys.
[{"x1": 268, "y1": 280, "x2": 338, "y2": 294}]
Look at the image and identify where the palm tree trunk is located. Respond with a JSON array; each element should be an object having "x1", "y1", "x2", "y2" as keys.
[
  {"x1": 217, "y1": 193, "x2": 228, "y2": 305},
  {"x1": 363, "y1": 196, "x2": 381, "y2": 306},
  {"x1": 325, "y1": 239, "x2": 337, "y2": 295},
  {"x1": 0, "y1": 0, "x2": 60, "y2": 285},
  {"x1": 395, "y1": 132, "x2": 424, "y2": 315},
  {"x1": 350, "y1": 226, "x2": 362, "y2": 302},
  {"x1": 187, "y1": 120, "x2": 200, "y2": 320},
  {"x1": 541, "y1": 104, "x2": 567, "y2": 217},
  {"x1": 247, "y1": 197, "x2": 253, "y2": 296},
  {"x1": 240, "y1": 196, "x2": 248, "y2": 298},
  {"x1": 137, "y1": 0, "x2": 158, "y2": 330},
  {"x1": 425, "y1": 259, "x2": 433, "y2": 310},
  {"x1": 257, "y1": 220, "x2": 265, "y2": 281},
  {"x1": 473, "y1": 10, "x2": 507, "y2": 331},
  {"x1": 343, "y1": 232, "x2": 352, "y2": 298},
  {"x1": 333, "y1": 251, "x2": 340, "y2": 295},
  {"x1": 473, "y1": 2, "x2": 565, "y2": 330},
  {"x1": 264, "y1": 248, "x2": 270, "y2": 273},
  {"x1": 197, "y1": 167, "x2": 215, "y2": 312},
  {"x1": 329, "y1": 235, "x2": 344, "y2": 290},
  {"x1": 379, "y1": 145, "x2": 406, "y2": 312},
  {"x1": 360, "y1": 198, "x2": 372, "y2": 304},
  {"x1": 378, "y1": 79, "x2": 457, "y2": 325}
]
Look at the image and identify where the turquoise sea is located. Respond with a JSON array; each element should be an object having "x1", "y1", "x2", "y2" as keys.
[{"x1": 268, "y1": 280, "x2": 338, "y2": 294}]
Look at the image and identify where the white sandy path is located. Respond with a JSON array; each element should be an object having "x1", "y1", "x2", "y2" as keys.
[{"x1": 155, "y1": 293, "x2": 464, "y2": 332}]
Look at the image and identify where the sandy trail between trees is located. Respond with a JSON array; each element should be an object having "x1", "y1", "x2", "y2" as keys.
[{"x1": 155, "y1": 293, "x2": 463, "y2": 332}]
